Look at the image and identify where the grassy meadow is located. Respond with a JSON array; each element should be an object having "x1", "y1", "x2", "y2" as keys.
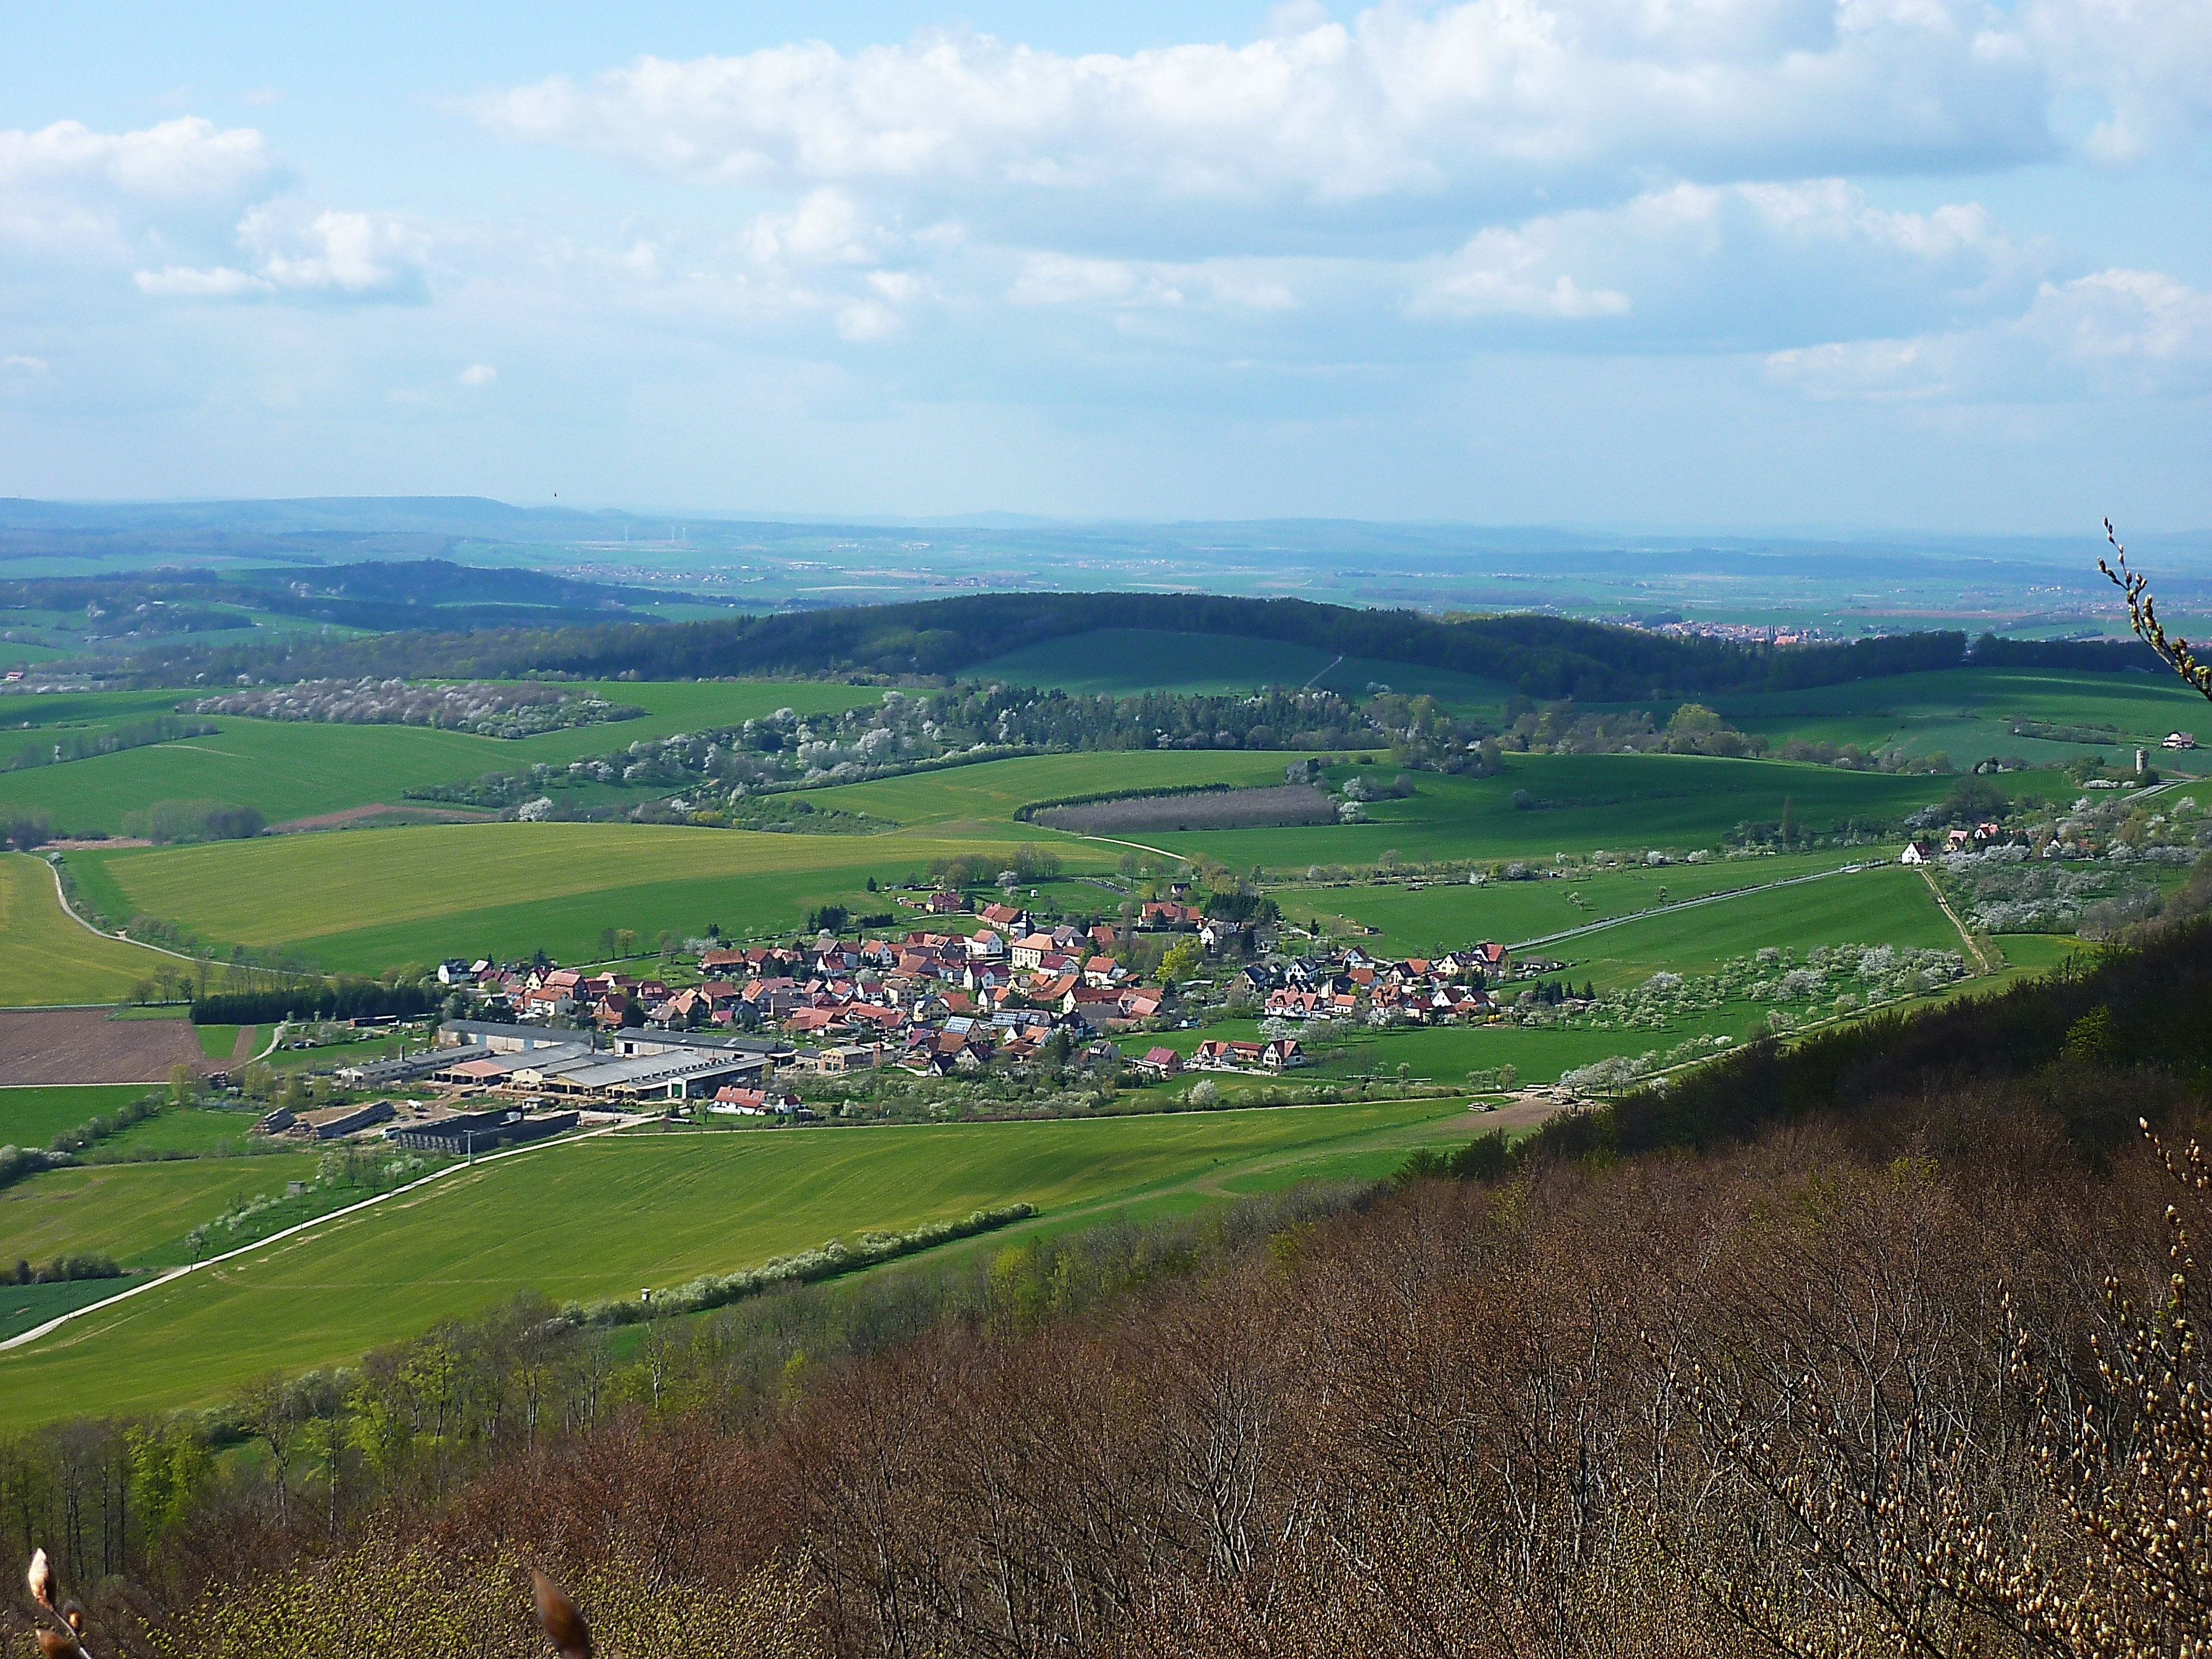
[
  {"x1": 1277, "y1": 858, "x2": 1959, "y2": 981},
  {"x1": 0, "y1": 1084, "x2": 153, "y2": 1149},
  {"x1": 0, "y1": 1150, "x2": 321, "y2": 1270},
  {"x1": 1710, "y1": 668, "x2": 2211, "y2": 769},
  {"x1": 61, "y1": 751, "x2": 1305, "y2": 969},
  {"x1": 1147, "y1": 754, "x2": 2054, "y2": 871},
  {"x1": 0, "y1": 851, "x2": 179, "y2": 1005},
  {"x1": 0, "y1": 1099, "x2": 1476, "y2": 1424},
  {"x1": 0, "y1": 679, "x2": 885, "y2": 836}
]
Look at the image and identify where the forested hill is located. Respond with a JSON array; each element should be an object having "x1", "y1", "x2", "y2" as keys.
[{"x1": 115, "y1": 590, "x2": 1983, "y2": 699}]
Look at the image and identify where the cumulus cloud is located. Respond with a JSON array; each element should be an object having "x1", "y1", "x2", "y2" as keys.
[
  {"x1": 136, "y1": 206, "x2": 430, "y2": 301},
  {"x1": 0, "y1": 116, "x2": 281, "y2": 255},
  {"x1": 1410, "y1": 179, "x2": 2055, "y2": 342},
  {"x1": 2025, "y1": 0, "x2": 2212, "y2": 165},
  {"x1": 458, "y1": 363, "x2": 497, "y2": 386},
  {"x1": 1, "y1": 355, "x2": 47, "y2": 373},
  {"x1": 469, "y1": 0, "x2": 2084, "y2": 234},
  {"x1": 1766, "y1": 268, "x2": 2212, "y2": 400}
]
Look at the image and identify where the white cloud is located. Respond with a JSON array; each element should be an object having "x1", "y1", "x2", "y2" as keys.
[
  {"x1": 1414, "y1": 227, "x2": 1631, "y2": 318},
  {"x1": 471, "y1": 0, "x2": 2079, "y2": 233},
  {"x1": 135, "y1": 206, "x2": 430, "y2": 301},
  {"x1": 0, "y1": 116, "x2": 281, "y2": 256},
  {"x1": 133, "y1": 264, "x2": 272, "y2": 297},
  {"x1": 741, "y1": 187, "x2": 879, "y2": 266},
  {"x1": 1766, "y1": 267, "x2": 2212, "y2": 400},
  {"x1": 2, "y1": 355, "x2": 49, "y2": 373},
  {"x1": 1409, "y1": 179, "x2": 2053, "y2": 341},
  {"x1": 458, "y1": 363, "x2": 498, "y2": 386},
  {"x1": 2025, "y1": 0, "x2": 2212, "y2": 165},
  {"x1": 1009, "y1": 253, "x2": 1184, "y2": 306}
]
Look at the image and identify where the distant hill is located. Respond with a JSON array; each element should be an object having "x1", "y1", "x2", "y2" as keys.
[{"x1": 107, "y1": 589, "x2": 1981, "y2": 699}]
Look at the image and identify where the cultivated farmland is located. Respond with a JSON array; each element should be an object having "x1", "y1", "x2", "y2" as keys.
[
  {"x1": 0, "y1": 1008, "x2": 212, "y2": 1084},
  {"x1": 0, "y1": 1098, "x2": 1478, "y2": 1425},
  {"x1": 1034, "y1": 785, "x2": 1338, "y2": 836},
  {"x1": 0, "y1": 1150, "x2": 321, "y2": 1270},
  {"x1": 0, "y1": 852, "x2": 176, "y2": 1007},
  {"x1": 1145, "y1": 755, "x2": 2070, "y2": 870},
  {"x1": 62, "y1": 751, "x2": 1302, "y2": 971},
  {"x1": 0, "y1": 679, "x2": 885, "y2": 836}
]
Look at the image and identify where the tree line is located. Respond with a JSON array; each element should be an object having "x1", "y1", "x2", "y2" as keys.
[{"x1": 106, "y1": 591, "x2": 1979, "y2": 701}]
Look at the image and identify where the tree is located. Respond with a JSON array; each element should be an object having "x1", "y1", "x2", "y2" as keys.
[
  {"x1": 1159, "y1": 939, "x2": 1205, "y2": 984},
  {"x1": 167, "y1": 1062, "x2": 193, "y2": 1106},
  {"x1": 238, "y1": 1372, "x2": 303, "y2": 1528}
]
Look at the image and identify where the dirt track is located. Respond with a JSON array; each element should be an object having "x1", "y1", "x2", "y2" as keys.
[
  {"x1": 0, "y1": 1010, "x2": 210, "y2": 1084},
  {"x1": 268, "y1": 802, "x2": 500, "y2": 834}
]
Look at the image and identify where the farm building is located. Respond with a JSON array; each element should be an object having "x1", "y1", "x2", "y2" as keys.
[
  {"x1": 438, "y1": 1019, "x2": 598, "y2": 1054},
  {"x1": 335, "y1": 1049, "x2": 457, "y2": 1090},
  {"x1": 284, "y1": 1101, "x2": 396, "y2": 1140},
  {"x1": 611, "y1": 1028, "x2": 794, "y2": 1066},
  {"x1": 385, "y1": 1108, "x2": 579, "y2": 1154},
  {"x1": 517, "y1": 1050, "x2": 769, "y2": 1102}
]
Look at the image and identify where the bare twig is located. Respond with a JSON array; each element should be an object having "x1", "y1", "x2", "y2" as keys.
[{"x1": 2100, "y1": 517, "x2": 2212, "y2": 703}]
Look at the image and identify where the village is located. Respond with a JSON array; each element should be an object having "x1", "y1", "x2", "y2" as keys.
[{"x1": 238, "y1": 888, "x2": 1540, "y2": 1151}]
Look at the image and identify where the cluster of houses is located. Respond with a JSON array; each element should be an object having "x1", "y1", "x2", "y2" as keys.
[
  {"x1": 437, "y1": 908, "x2": 1181, "y2": 1079},
  {"x1": 1233, "y1": 942, "x2": 1510, "y2": 1026},
  {"x1": 392, "y1": 905, "x2": 1546, "y2": 1117},
  {"x1": 1900, "y1": 823, "x2": 2013, "y2": 863}
]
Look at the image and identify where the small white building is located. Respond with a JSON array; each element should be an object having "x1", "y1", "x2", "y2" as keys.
[{"x1": 1899, "y1": 840, "x2": 1934, "y2": 865}]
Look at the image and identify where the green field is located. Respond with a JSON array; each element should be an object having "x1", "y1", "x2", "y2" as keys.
[
  {"x1": 1147, "y1": 754, "x2": 2070, "y2": 871},
  {"x1": 0, "y1": 1084, "x2": 153, "y2": 1150},
  {"x1": 0, "y1": 1150, "x2": 321, "y2": 1270},
  {"x1": 90, "y1": 1106, "x2": 272, "y2": 1159},
  {"x1": 970, "y1": 628, "x2": 1512, "y2": 706},
  {"x1": 0, "y1": 680, "x2": 885, "y2": 836},
  {"x1": 0, "y1": 851, "x2": 179, "y2": 1005},
  {"x1": 0, "y1": 1278, "x2": 145, "y2": 1343},
  {"x1": 63, "y1": 752, "x2": 1299, "y2": 970},
  {"x1": 0, "y1": 1099, "x2": 1478, "y2": 1425},
  {"x1": 1711, "y1": 668, "x2": 2210, "y2": 769},
  {"x1": 800, "y1": 748, "x2": 1293, "y2": 826},
  {"x1": 1275, "y1": 850, "x2": 1869, "y2": 953},
  {"x1": 1278, "y1": 859, "x2": 1959, "y2": 984}
]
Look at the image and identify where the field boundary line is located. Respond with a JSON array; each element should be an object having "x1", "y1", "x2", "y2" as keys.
[
  {"x1": 1916, "y1": 866, "x2": 1993, "y2": 973},
  {"x1": 1073, "y1": 833, "x2": 1182, "y2": 862},
  {"x1": 1507, "y1": 860, "x2": 1880, "y2": 951},
  {"x1": 0, "y1": 1114, "x2": 638, "y2": 1353},
  {"x1": 1301, "y1": 654, "x2": 1344, "y2": 690},
  {"x1": 41, "y1": 857, "x2": 203, "y2": 966}
]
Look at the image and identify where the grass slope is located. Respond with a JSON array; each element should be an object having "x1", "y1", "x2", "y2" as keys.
[
  {"x1": 0, "y1": 1151, "x2": 320, "y2": 1270},
  {"x1": 68, "y1": 752, "x2": 1293, "y2": 970},
  {"x1": 0, "y1": 1101, "x2": 1472, "y2": 1425},
  {"x1": 1712, "y1": 668, "x2": 2211, "y2": 768},
  {"x1": 0, "y1": 680, "x2": 884, "y2": 836},
  {"x1": 0, "y1": 851, "x2": 178, "y2": 1005},
  {"x1": 1150, "y1": 756, "x2": 2071, "y2": 871},
  {"x1": 0, "y1": 1084, "x2": 152, "y2": 1150}
]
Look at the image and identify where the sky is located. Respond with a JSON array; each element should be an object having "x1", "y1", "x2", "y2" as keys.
[{"x1": 1, "y1": 0, "x2": 2207, "y2": 531}]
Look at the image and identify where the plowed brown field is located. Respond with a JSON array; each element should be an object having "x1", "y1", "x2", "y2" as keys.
[{"x1": 0, "y1": 1010, "x2": 210, "y2": 1085}]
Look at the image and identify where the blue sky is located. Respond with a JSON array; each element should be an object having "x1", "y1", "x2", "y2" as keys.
[{"x1": 1, "y1": 0, "x2": 2207, "y2": 530}]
